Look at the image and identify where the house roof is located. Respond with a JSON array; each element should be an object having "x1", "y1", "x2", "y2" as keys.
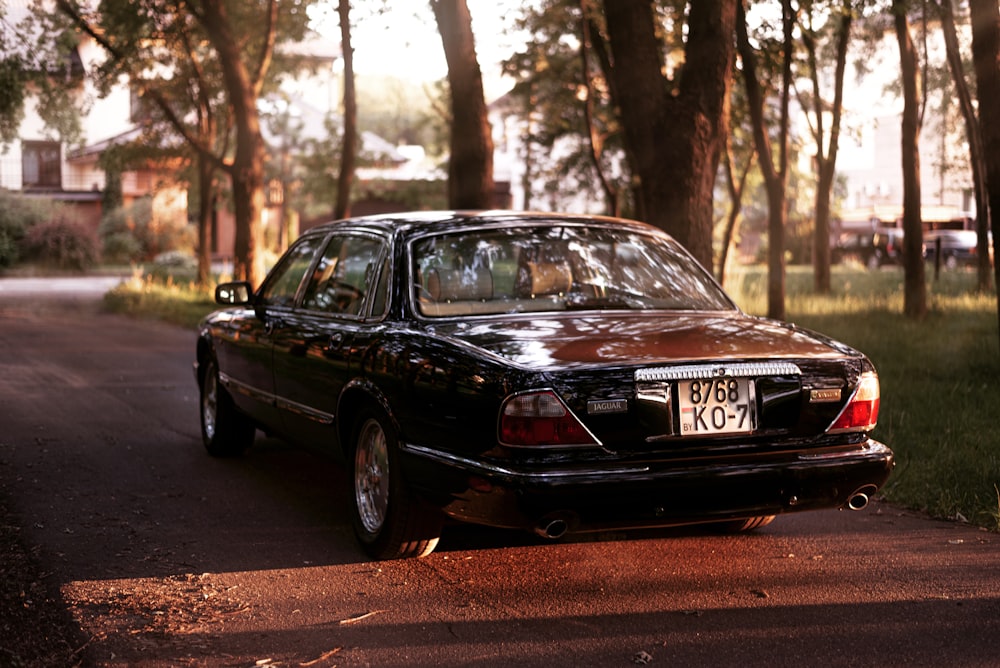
[{"x1": 66, "y1": 127, "x2": 146, "y2": 161}]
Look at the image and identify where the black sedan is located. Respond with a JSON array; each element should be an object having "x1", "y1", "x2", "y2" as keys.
[{"x1": 195, "y1": 211, "x2": 893, "y2": 560}]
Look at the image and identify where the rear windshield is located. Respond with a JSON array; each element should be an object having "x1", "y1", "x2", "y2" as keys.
[{"x1": 411, "y1": 225, "x2": 735, "y2": 317}]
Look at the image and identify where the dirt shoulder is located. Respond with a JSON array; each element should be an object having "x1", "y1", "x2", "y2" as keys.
[{"x1": 0, "y1": 494, "x2": 88, "y2": 667}]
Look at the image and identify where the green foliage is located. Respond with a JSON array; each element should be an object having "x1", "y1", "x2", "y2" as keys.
[
  {"x1": 19, "y1": 213, "x2": 99, "y2": 271},
  {"x1": 0, "y1": 193, "x2": 61, "y2": 268},
  {"x1": 502, "y1": 0, "x2": 631, "y2": 215},
  {"x1": 0, "y1": 56, "x2": 27, "y2": 146}
]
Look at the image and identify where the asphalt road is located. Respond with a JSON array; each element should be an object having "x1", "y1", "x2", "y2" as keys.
[{"x1": 0, "y1": 278, "x2": 997, "y2": 667}]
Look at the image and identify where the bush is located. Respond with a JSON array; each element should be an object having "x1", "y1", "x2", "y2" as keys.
[
  {"x1": 20, "y1": 214, "x2": 100, "y2": 271},
  {"x1": 0, "y1": 192, "x2": 58, "y2": 268},
  {"x1": 98, "y1": 198, "x2": 195, "y2": 263}
]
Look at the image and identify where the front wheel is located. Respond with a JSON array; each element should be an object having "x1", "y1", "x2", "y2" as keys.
[
  {"x1": 200, "y1": 357, "x2": 255, "y2": 457},
  {"x1": 349, "y1": 408, "x2": 442, "y2": 560}
]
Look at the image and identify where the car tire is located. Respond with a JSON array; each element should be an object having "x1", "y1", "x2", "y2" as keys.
[
  {"x1": 349, "y1": 408, "x2": 443, "y2": 560},
  {"x1": 199, "y1": 357, "x2": 255, "y2": 457},
  {"x1": 716, "y1": 515, "x2": 776, "y2": 533}
]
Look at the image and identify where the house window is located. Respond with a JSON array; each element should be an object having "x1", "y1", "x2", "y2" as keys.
[{"x1": 22, "y1": 141, "x2": 62, "y2": 190}]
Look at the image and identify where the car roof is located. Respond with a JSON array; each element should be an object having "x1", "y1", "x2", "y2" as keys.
[{"x1": 300, "y1": 210, "x2": 665, "y2": 239}]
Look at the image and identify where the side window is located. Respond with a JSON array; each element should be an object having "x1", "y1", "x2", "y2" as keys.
[
  {"x1": 301, "y1": 234, "x2": 386, "y2": 317},
  {"x1": 258, "y1": 235, "x2": 325, "y2": 307}
]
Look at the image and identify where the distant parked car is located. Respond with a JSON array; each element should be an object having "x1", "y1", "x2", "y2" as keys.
[
  {"x1": 195, "y1": 211, "x2": 894, "y2": 560},
  {"x1": 832, "y1": 227, "x2": 903, "y2": 269},
  {"x1": 924, "y1": 229, "x2": 991, "y2": 269}
]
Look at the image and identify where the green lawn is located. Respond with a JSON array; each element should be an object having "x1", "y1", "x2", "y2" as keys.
[
  {"x1": 105, "y1": 264, "x2": 1000, "y2": 531},
  {"x1": 730, "y1": 265, "x2": 1000, "y2": 529}
]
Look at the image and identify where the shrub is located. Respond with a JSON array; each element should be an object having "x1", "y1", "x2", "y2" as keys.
[
  {"x1": 0, "y1": 192, "x2": 58, "y2": 268},
  {"x1": 98, "y1": 197, "x2": 195, "y2": 263},
  {"x1": 20, "y1": 214, "x2": 100, "y2": 271}
]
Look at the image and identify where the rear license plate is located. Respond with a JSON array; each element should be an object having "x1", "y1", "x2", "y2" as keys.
[{"x1": 678, "y1": 378, "x2": 755, "y2": 436}]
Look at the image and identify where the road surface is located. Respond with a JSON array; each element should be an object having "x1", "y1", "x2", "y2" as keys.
[{"x1": 0, "y1": 278, "x2": 997, "y2": 667}]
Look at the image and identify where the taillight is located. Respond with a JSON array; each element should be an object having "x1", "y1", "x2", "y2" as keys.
[
  {"x1": 499, "y1": 390, "x2": 600, "y2": 447},
  {"x1": 828, "y1": 372, "x2": 880, "y2": 433}
]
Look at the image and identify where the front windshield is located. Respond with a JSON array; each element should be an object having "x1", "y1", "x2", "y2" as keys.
[{"x1": 411, "y1": 225, "x2": 735, "y2": 317}]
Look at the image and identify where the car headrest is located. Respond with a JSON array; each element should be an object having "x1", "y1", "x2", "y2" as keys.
[
  {"x1": 425, "y1": 267, "x2": 494, "y2": 301},
  {"x1": 524, "y1": 261, "x2": 573, "y2": 296}
]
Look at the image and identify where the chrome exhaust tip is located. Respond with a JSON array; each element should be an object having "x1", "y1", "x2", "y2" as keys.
[
  {"x1": 847, "y1": 485, "x2": 877, "y2": 511},
  {"x1": 533, "y1": 513, "x2": 574, "y2": 539}
]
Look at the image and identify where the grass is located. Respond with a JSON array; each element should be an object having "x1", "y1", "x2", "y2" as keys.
[
  {"x1": 102, "y1": 270, "x2": 221, "y2": 329},
  {"x1": 103, "y1": 263, "x2": 1000, "y2": 531},
  {"x1": 730, "y1": 265, "x2": 1000, "y2": 530}
]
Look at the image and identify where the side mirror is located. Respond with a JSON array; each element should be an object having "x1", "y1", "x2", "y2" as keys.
[{"x1": 214, "y1": 281, "x2": 253, "y2": 305}]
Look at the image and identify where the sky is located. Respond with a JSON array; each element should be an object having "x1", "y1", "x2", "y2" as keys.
[{"x1": 309, "y1": 2, "x2": 522, "y2": 98}]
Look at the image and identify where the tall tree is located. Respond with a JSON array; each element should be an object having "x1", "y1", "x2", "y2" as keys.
[
  {"x1": 600, "y1": 0, "x2": 737, "y2": 270},
  {"x1": 893, "y1": 0, "x2": 928, "y2": 320},
  {"x1": 800, "y1": 0, "x2": 852, "y2": 295},
  {"x1": 333, "y1": 0, "x2": 357, "y2": 220},
  {"x1": 717, "y1": 83, "x2": 756, "y2": 286},
  {"x1": 968, "y1": 0, "x2": 1000, "y2": 345},
  {"x1": 56, "y1": 0, "x2": 309, "y2": 287},
  {"x1": 53, "y1": 0, "x2": 227, "y2": 286},
  {"x1": 431, "y1": 0, "x2": 494, "y2": 209},
  {"x1": 934, "y1": 0, "x2": 991, "y2": 292},
  {"x1": 501, "y1": 0, "x2": 629, "y2": 215},
  {"x1": 736, "y1": 0, "x2": 794, "y2": 320},
  {"x1": 192, "y1": 0, "x2": 273, "y2": 287}
]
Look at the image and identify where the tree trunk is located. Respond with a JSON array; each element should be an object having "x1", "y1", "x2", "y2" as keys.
[
  {"x1": 717, "y1": 135, "x2": 753, "y2": 286},
  {"x1": 809, "y1": 1, "x2": 851, "y2": 295},
  {"x1": 333, "y1": 0, "x2": 356, "y2": 220},
  {"x1": 736, "y1": 0, "x2": 792, "y2": 320},
  {"x1": 579, "y1": 4, "x2": 619, "y2": 216},
  {"x1": 968, "y1": 0, "x2": 1000, "y2": 348},
  {"x1": 431, "y1": 0, "x2": 495, "y2": 209},
  {"x1": 198, "y1": 0, "x2": 271, "y2": 287},
  {"x1": 938, "y1": 0, "x2": 991, "y2": 292},
  {"x1": 601, "y1": 0, "x2": 736, "y2": 271},
  {"x1": 196, "y1": 153, "x2": 214, "y2": 287},
  {"x1": 893, "y1": 1, "x2": 928, "y2": 320}
]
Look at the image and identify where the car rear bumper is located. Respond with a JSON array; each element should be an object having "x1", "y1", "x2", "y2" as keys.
[{"x1": 401, "y1": 439, "x2": 894, "y2": 535}]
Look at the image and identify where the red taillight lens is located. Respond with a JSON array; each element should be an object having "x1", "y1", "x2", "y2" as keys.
[
  {"x1": 499, "y1": 391, "x2": 599, "y2": 447},
  {"x1": 829, "y1": 372, "x2": 880, "y2": 433}
]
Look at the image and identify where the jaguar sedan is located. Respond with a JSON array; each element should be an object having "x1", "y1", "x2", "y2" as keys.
[{"x1": 195, "y1": 211, "x2": 893, "y2": 560}]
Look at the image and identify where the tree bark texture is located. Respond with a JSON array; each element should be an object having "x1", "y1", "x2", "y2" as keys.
[
  {"x1": 893, "y1": 1, "x2": 928, "y2": 320},
  {"x1": 735, "y1": 0, "x2": 791, "y2": 320},
  {"x1": 431, "y1": 0, "x2": 495, "y2": 209},
  {"x1": 334, "y1": 0, "x2": 357, "y2": 220},
  {"x1": 196, "y1": 0, "x2": 273, "y2": 288},
  {"x1": 809, "y1": 2, "x2": 851, "y2": 295},
  {"x1": 968, "y1": 0, "x2": 1000, "y2": 344},
  {"x1": 937, "y1": 0, "x2": 991, "y2": 292},
  {"x1": 601, "y1": 0, "x2": 736, "y2": 271}
]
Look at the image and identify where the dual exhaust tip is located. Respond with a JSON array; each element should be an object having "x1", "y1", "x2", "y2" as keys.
[{"x1": 534, "y1": 486, "x2": 878, "y2": 539}]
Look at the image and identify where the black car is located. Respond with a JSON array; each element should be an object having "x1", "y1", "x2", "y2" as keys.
[
  {"x1": 832, "y1": 227, "x2": 903, "y2": 269},
  {"x1": 195, "y1": 211, "x2": 893, "y2": 559}
]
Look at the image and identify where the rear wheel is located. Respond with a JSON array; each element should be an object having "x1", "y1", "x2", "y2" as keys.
[
  {"x1": 350, "y1": 408, "x2": 442, "y2": 560},
  {"x1": 199, "y1": 357, "x2": 255, "y2": 457}
]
